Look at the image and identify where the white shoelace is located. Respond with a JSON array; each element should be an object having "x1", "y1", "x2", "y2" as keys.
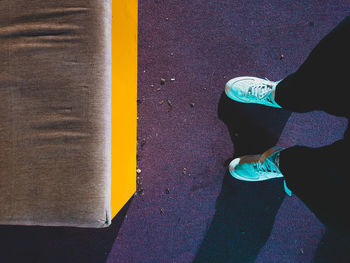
[
  {"x1": 255, "y1": 161, "x2": 277, "y2": 175},
  {"x1": 247, "y1": 81, "x2": 274, "y2": 100},
  {"x1": 254, "y1": 152, "x2": 280, "y2": 176}
]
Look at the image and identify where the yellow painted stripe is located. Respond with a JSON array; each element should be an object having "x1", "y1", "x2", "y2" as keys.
[{"x1": 111, "y1": 0, "x2": 137, "y2": 218}]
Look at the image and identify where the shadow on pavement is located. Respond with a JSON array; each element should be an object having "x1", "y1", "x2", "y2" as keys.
[
  {"x1": 192, "y1": 92, "x2": 291, "y2": 262},
  {"x1": 314, "y1": 229, "x2": 350, "y2": 263}
]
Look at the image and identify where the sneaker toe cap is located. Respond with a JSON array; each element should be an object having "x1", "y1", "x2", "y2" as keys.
[
  {"x1": 225, "y1": 78, "x2": 250, "y2": 100},
  {"x1": 229, "y1": 158, "x2": 259, "y2": 181},
  {"x1": 229, "y1": 157, "x2": 240, "y2": 171}
]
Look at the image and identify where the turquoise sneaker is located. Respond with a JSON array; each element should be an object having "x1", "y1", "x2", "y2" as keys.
[
  {"x1": 225, "y1": 76, "x2": 282, "y2": 108},
  {"x1": 229, "y1": 147, "x2": 292, "y2": 196}
]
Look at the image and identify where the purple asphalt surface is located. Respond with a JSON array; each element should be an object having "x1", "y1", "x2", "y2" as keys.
[
  {"x1": 1, "y1": 1, "x2": 350, "y2": 263},
  {"x1": 110, "y1": 1, "x2": 350, "y2": 263}
]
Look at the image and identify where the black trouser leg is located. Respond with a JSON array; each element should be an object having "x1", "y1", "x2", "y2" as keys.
[
  {"x1": 273, "y1": 15, "x2": 350, "y2": 235},
  {"x1": 279, "y1": 140, "x2": 350, "y2": 235},
  {"x1": 275, "y1": 15, "x2": 350, "y2": 117}
]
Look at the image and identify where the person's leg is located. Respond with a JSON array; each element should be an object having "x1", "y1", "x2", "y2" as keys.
[
  {"x1": 275, "y1": 16, "x2": 350, "y2": 235},
  {"x1": 225, "y1": 16, "x2": 350, "y2": 235},
  {"x1": 275, "y1": 15, "x2": 350, "y2": 116},
  {"x1": 279, "y1": 138, "x2": 350, "y2": 235}
]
